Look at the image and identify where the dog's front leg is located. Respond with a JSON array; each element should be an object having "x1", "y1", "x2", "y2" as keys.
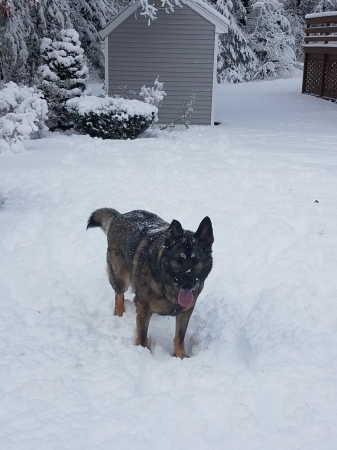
[
  {"x1": 174, "y1": 308, "x2": 194, "y2": 358},
  {"x1": 114, "y1": 293, "x2": 125, "y2": 317},
  {"x1": 135, "y1": 301, "x2": 152, "y2": 349}
]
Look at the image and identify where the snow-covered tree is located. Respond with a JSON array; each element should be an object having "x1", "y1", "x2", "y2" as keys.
[
  {"x1": 282, "y1": 0, "x2": 305, "y2": 62},
  {"x1": 1, "y1": 0, "x2": 334, "y2": 88},
  {"x1": 0, "y1": 0, "x2": 74, "y2": 84},
  {"x1": 0, "y1": 0, "x2": 113, "y2": 83},
  {"x1": 304, "y1": 0, "x2": 337, "y2": 13},
  {"x1": 0, "y1": 0, "x2": 34, "y2": 83},
  {"x1": 39, "y1": 0, "x2": 72, "y2": 39},
  {"x1": 215, "y1": 0, "x2": 258, "y2": 83},
  {"x1": 69, "y1": 0, "x2": 116, "y2": 78},
  {"x1": 38, "y1": 29, "x2": 89, "y2": 129},
  {"x1": 29, "y1": 0, "x2": 71, "y2": 83},
  {"x1": 248, "y1": 0, "x2": 296, "y2": 78}
]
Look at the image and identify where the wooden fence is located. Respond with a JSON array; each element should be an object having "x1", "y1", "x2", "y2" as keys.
[{"x1": 302, "y1": 13, "x2": 337, "y2": 100}]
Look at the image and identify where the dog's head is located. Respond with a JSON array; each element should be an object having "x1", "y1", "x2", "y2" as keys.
[{"x1": 161, "y1": 217, "x2": 214, "y2": 307}]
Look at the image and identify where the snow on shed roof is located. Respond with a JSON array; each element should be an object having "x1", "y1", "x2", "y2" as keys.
[{"x1": 99, "y1": 0, "x2": 229, "y2": 39}]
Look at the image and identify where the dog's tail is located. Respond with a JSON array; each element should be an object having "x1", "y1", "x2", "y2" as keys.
[{"x1": 87, "y1": 208, "x2": 120, "y2": 234}]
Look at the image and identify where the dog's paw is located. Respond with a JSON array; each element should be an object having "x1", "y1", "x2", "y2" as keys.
[
  {"x1": 114, "y1": 308, "x2": 124, "y2": 317},
  {"x1": 173, "y1": 351, "x2": 189, "y2": 359},
  {"x1": 135, "y1": 337, "x2": 150, "y2": 349}
]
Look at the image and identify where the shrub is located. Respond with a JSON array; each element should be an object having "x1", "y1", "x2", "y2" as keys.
[
  {"x1": 66, "y1": 95, "x2": 158, "y2": 140},
  {"x1": 0, "y1": 81, "x2": 48, "y2": 154},
  {"x1": 139, "y1": 77, "x2": 166, "y2": 108}
]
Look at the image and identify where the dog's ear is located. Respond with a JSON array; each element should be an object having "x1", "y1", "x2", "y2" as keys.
[
  {"x1": 194, "y1": 216, "x2": 214, "y2": 250},
  {"x1": 166, "y1": 219, "x2": 184, "y2": 245}
]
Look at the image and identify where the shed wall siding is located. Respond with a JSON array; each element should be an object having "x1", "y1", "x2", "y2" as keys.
[{"x1": 107, "y1": 6, "x2": 215, "y2": 125}]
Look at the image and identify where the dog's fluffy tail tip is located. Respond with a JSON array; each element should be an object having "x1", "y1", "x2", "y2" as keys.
[
  {"x1": 86, "y1": 213, "x2": 98, "y2": 230},
  {"x1": 86, "y1": 208, "x2": 120, "y2": 233}
]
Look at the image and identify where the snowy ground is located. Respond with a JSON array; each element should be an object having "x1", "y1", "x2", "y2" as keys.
[{"x1": 1, "y1": 74, "x2": 337, "y2": 450}]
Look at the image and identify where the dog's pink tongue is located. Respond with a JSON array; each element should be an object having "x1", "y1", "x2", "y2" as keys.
[{"x1": 178, "y1": 289, "x2": 194, "y2": 308}]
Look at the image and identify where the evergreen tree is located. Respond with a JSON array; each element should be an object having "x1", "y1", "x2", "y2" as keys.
[
  {"x1": 0, "y1": 0, "x2": 33, "y2": 83},
  {"x1": 1, "y1": 0, "x2": 335, "y2": 87},
  {"x1": 0, "y1": 0, "x2": 112, "y2": 83},
  {"x1": 0, "y1": 1, "x2": 10, "y2": 81},
  {"x1": 38, "y1": 29, "x2": 89, "y2": 129},
  {"x1": 248, "y1": 0, "x2": 296, "y2": 78},
  {"x1": 0, "y1": 0, "x2": 72, "y2": 84},
  {"x1": 282, "y1": 0, "x2": 305, "y2": 62},
  {"x1": 300, "y1": 0, "x2": 337, "y2": 13},
  {"x1": 215, "y1": 0, "x2": 258, "y2": 83},
  {"x1": 36, "y1": 0, "x2": 72, "y2": 41},
  {"x1": 69, "y1": 0, "x2": 115, "y2": 78}
]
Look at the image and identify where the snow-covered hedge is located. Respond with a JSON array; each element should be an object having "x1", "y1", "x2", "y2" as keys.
[
  {"x1": 66, "y1": 95, "x2": 158, "y2": 140},
  {"x1": 0, "y1": 82, "x2": 48, "y2": 154}
]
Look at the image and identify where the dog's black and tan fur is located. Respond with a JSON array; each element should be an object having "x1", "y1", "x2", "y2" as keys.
[{"x1": 87, "y1": 208, "x2": 214, "y2": 358}]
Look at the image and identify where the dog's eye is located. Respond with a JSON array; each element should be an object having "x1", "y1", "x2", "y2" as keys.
[
  {"x1": 192, "y1": 257, "x2": 200, "y2": 265},
  {"x1": 175, "y1": 253, "x2": 186, "y2": 264},
  {"x1": 175, "y1": 256, "x2": 185, "y2": 264}
]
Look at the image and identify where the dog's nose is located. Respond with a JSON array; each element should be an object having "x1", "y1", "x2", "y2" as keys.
[{"x1": 181, "y1": 280, "x2": 194, "y2": 291}]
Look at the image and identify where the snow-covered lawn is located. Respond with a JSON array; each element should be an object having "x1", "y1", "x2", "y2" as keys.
[{"x1": 1, "y1": 74, "x2": 337, "y2": 450}]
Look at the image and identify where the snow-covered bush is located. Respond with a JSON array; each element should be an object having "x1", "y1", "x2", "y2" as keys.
[
  {"x1": 139, "y1": 77, "x2": 166, "y2": 108},
  {"x1": 0, "y1": 81, "x2": 48, "y2": 154},
  {"x1": 38, "y1": 28, "x2": 89, "y2": 130},
  {"x1": 161, "y1": 93, "x2": 196, "y2": 130},
  {"x1": 0, "y1": 112, "x2": 38, "y2": 154},
  {"x1": 66, "y1": 95, "x2": 158, "y2": 140}
]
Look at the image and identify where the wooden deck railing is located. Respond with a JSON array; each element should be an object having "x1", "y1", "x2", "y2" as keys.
[{"x1": 302, "y1": 13, "x2": 337, "y2": 100}]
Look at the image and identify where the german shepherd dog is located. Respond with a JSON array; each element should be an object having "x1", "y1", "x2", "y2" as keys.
[{"x1": 87, "y1": 208, "x2": 214, "y2": 358}]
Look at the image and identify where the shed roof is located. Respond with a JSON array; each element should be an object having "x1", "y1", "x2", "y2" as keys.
[{"x1": 99, "y1": 0, "x2": 229, "y2": 39}]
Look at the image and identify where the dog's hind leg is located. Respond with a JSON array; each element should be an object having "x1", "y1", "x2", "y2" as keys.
[{"x1": 106, "y1": 253, "x2": 129, "y2": 317}]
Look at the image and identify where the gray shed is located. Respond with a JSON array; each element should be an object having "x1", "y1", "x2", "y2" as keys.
[{"x1": 99, "y1": 0, "x2": 229, "y2": 125}]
